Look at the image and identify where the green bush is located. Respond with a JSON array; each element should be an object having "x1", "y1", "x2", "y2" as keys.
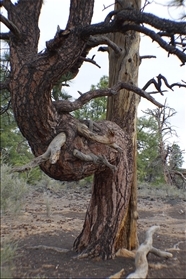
[
  {"x1": 1, "y1": 163, "x2": 29, "y2": 215},
  {"x1": 1, "y1": 238, "x2": 18, "y2": 278}
]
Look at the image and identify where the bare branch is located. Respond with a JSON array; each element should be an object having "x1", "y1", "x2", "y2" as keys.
[
  {"x1": 115, "y1": 10, "x2": 186, "y2": 35},
  {"x1": 73, "y1": 149, "x2": 117, "y2": 172},
  {"x1": 80, "y1": 56, "x2": 101, "y2": 68},
  {"x1": 126, "y1": 226, "x2": 172, "y2": 279},
  {"x1": 98, "y1": 46, "x2": 109, "y2": 52},
  {"x1": 53, "y1": 81, "x2": 164, "y2": 114},
  {"x1": 102, "y1": 3, "x2": 115, "y2": 12},
  {"x1": 140, "y1": 55, "x2": 156, "y2": 61},
  {"x1": 88, "y1": 35, "x2": 122, "y2": 55},
  {"x1": 0, "y1": 14, "x2": 21, "y2": 37},
  {"x1": 1, "y1": 0, "x2": 15, "y2": 11},
  {"x1": 12, "y1": 132, "x2": 66, "y2": 172},
  {"x1": 171, "y1": 170, "x2": 186, "y2": 181},
  {"x1": 121, "y1": 24, "x2": 186, "y2": 65},
  {"x1": 0, "y1": 32, "x2": 10, "y2": 40},
  {"x1": 142, "y1": 74, "x2": 186, "y2": 94},
  {"x1": 80, "y1": 10, "x2": 186, "y2": 64}
]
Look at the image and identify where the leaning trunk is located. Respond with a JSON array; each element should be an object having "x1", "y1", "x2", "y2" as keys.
[{"x1": 74, "y1": 0, "x2": 141, "y2": 258}]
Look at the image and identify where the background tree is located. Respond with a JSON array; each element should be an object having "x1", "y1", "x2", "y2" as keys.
[
  {"x1": 137, "y1": 115, "x2": 161, "y2": 183},
  {"x1": 0, "y1": 57, "x2": 42, "y2": 183},
  {"x1": 142, "y1": 101, "x2": 185, "y2": 185},
  {"x1": 0, "y1": 0, "x2": 186, "y2": 260},
  {"x1": 73, "y1": 75, "x2": 108, "y2": 120}
]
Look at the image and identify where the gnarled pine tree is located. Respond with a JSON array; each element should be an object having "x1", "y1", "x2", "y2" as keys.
[{"x1": 0, "y1": 0, "x2": 186, "y2": 259}]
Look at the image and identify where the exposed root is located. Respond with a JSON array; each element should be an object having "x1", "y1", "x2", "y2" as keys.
[
  {"x1": 12, "y1": 132, "x2": 66, "y2": 172},
  {"x1": 26, "y1": 245, "x2": 69, "y2": 253},
  {"x1": 73, "y1": 149, "x2": 117, "y2": 172}
]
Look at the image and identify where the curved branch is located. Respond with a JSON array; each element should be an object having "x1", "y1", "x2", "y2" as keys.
[
  {"x1": 0, "y1": 32, "x2": 10, "y2": 40},
  {"x1": 115, "y1": 9, "x2": 186, "y2": 34},
  {"x1": 88, "y1": 35, "x2": 122, "y2": 55},
  {"x1": 0, "y1": 14, "x2": 21, "y2": 37},
  {"x1": 73, "y1": 149, "x2": 117, "y2": 172},
  {"x1": 126, "y1": 226, "x2": 172, "y2": 279},
  {"x1": 1, "y1": 0, "x2": 15, "y2": 11},
  {"x1": 12, "y1": 132, "x2": 66, "y2": 172},
  {"x1": 121, "y1": 24, "x2": 186, "y2": 65},
  {"x1": 80, "y1": 10, "x2": 186, "y2": 64},
  {"x1": 80, "y1": 56, "x2": 101, "y2": 68},
  {"x1": 53, "y1": 81, "x2": 164, "y2": 114}
]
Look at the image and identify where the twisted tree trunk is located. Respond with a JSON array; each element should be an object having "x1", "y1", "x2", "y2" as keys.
[{"x1": 73, "y1": 0, "x2": 141, "y2": 257}]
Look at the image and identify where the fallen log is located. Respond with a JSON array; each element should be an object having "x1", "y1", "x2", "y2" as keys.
[{"x1": 111, "y1": 225, "x2": 173, "y2": 279}]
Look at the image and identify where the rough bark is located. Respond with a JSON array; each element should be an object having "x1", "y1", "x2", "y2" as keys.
[
  {"x1": 73, "y1": 0, "x2": 141, "y2": 258},
  {"x1": 2, "y1": 0, "x2": 185, "y2": 261},
  {"x1": 73, "y1": 130, "x2": 133, "y2": 259},
  {"x1": 107, "y1": 0, "x2": 141, "y2": 251}
]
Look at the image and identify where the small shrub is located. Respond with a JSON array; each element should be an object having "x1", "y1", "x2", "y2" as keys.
[
  {"x1": 1, "y1": 238, "x2": 17, "y2": 278},
  {"x1": 1, "y1": 163, "x2": 29, "y2": 215}
]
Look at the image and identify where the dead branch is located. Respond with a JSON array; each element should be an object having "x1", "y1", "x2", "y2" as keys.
[
  {"x1": 171, "y1": 170, "x2": 186, "y2": 181},
  {"x1": 73, "y1": 149, "x2": 117, "y2": 172},
  {"x1": 88, "y1": 35, "x2": 122, "y2": 55},
  {"x1": 53, "y1": 81, "x2": 164, "y2": 114},
  {"x1": 126, "y1": 226, "x2": 172, "y2": 279},
  {"x1": 12, "y1": 132, "x2": 66, "y2": 172},
  {"x1": 142, "y1": 74, "x2": 186, "y2": 95},
  {"x1": 140, "y1": 55, "x2": 156, "y2": 60},
  {"x1": 80, "y1": 56, "x2": 101, "y2": 68},
  {"x1": 77, "y1": 122, "x2": 122, "y2": 152},
  {"x1": 0, "y1": 14, "x2": 21, "y2": 37},
  {"x1": 140, "y1": 55, "x2": 156, "y2": 65},
  {"x1": 0, "y1": 32, "x2": 10, "y2": 40},
  {"x1": 80, "y1": 10, "x2": 186, "y2": 63},
  {"x1": 102, "y1": 3, "x2": 115, "y2": 12},
  {"x1": 120, "y1": 24, "x2": 186, "y2": 65},
  {"x1": 98, "y1": 46, "x2": 109, "y2": 52}
]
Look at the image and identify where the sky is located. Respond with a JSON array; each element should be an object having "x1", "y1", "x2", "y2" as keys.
[{"x1": 1, "y1": 0, "x2": 186, "y2": 166}]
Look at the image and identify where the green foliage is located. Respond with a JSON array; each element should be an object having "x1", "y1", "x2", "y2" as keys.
[
  {"x1": 137, "y1": 109, "x2": 184, "y2": 186},
  {"x1": 1, "y1": 238, "x2": 18, "y2": 278},
  {"x1": 1, "y1": 163, "x2": 29, "y2": 215},
  {"x1": 1, "y1": 61, "x2": 42, "y2": 183},
  {"x1": 168, "y1": 143, "x2": 184, "y2": 170},
  {"x1": 137, "y1": 115, "x2": 164, "y2": 183},
  {"x1": 51, "y1": 72, "x2": 73, "y2": 101},
  {"x1": 73, "y1": 75, "x2": 108, "y2": 120}
]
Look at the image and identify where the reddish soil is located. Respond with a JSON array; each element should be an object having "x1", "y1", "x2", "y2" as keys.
[{"x1": 1, "y1": 185, "x2": 186, "y2": 278}]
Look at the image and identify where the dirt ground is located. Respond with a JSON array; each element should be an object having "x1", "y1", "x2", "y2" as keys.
[{"x1": 1, "y1": 184, "x2": 186, "y2": 278}]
